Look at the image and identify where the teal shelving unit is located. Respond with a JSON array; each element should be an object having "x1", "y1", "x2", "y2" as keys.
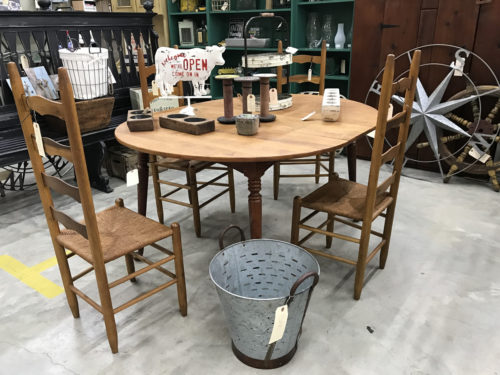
[{"x1": 166, "y1": 0, "x2": 354, "y2": 98}]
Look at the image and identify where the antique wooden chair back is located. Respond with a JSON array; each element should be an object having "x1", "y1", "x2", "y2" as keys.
[
  {"x1": 138, "y1": 46, "x2": 184, "y2": 108},
  {"x1": 277, "y1": 39, "x2": 326, "y2": 95},
  {"x1": 290, "y1": 50, "x2": 421, "y2": 300},
  {"x1": 8, "y1": 61, "x2": 187, "y2": 352},
  {"x1": 364, "y1": 50, "x2": 421, "y2": 224}
]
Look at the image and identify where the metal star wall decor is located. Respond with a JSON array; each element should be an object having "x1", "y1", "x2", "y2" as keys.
[{"x1": 392, "y1": 69, "x2": 473, "y2": 161}]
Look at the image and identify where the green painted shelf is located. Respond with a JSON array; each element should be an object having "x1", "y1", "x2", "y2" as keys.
[{"x1": 167, "y1": 0, "x2": 354, "y2": 98}]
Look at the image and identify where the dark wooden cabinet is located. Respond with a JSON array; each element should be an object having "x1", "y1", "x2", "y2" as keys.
[{"x1": 349, "y1": 0, "x2": 500, "y2": 168}]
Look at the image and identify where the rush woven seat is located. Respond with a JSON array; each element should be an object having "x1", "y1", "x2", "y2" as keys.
[
  {"x1": 301, "y1": 177, "x2": 393, "y2": 222},
  {"x1": 8, "y1": 62, "x2": 187, "y2": 353},
  {"x1": 57, "y1": 205, "x2": 172, "y2": 264},
  {"x1": 138, "y1": 47, "x2": 235, "y2": 237},
  {"x1": 291, "y1": 51, "x2": 421, "y2": 300}
]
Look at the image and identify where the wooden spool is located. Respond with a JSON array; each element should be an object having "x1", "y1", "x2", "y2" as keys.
[
  {"x1": 255, "y1": 73, "x2": 276, "y2": 122},
  {"x1": 216, "y1": 75, "x2": 238, "y2": 124}
]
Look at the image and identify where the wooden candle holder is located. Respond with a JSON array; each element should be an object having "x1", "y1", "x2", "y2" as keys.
[
  {"x1": 127, "y1": 109, "x2": 154, "y2": 132},
  {"x1": 159, "y1": 114, "x2": 215, "y2": 135}
]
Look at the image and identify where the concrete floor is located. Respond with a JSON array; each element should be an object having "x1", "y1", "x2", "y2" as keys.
[{"x1": 0, "y1": 157, "x2": 499, "y2": 375}]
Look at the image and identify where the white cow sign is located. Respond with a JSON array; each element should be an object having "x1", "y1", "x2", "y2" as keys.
[{"x1": 155, "y1": 45, "x2": 226, "y2": 96}]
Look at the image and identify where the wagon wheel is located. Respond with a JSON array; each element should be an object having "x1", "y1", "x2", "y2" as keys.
[{"x1": 429, "y1": 85, "x2": 500, "y2": 191}]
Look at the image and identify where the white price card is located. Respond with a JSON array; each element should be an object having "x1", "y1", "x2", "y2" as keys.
[
  {"x1": 307, "y1": 68, "x2": 312, "y2": 82},
  {"x1": 269, "y1": 88, "x2": 278, "y2": 107},
  {"x1": 126, "y1": 169, "x2": 139, "y2": 187},
  {"x1": 247, "y1": 94, "x2": 256, "y2": 113},
  {"x1": 152, "y1": 80, "x2": 159, "y2": 96},
  {"x1": 33, "y1": 122, "x2": 46, "y2": 158},
  {"x1": 268, "y1": 304, "x2": 288, "y2": 344}
]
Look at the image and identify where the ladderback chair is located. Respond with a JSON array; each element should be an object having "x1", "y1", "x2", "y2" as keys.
[
  {"x1": 291, "y1": 50, "x2": 421, "y2": 300},
  {"x1": 8, "y1": 62, "x2": 187, "y2": 353},
  {"x1": 274, "y1": 40, "x2": 335, "y2": 200},
  {"x1": 138, "y1": 47, "x2": 235, "y2": 237}
]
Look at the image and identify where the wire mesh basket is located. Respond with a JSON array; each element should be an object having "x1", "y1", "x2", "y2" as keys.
[
  {"x1": 59, "y1": 46, "x2": 112, "y2": 100},
  {"x1": 211, "y1": 0, "x2": 230, "y2": 11}
]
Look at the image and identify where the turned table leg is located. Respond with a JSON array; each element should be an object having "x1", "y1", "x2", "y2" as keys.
[{"x1": 228, "y1": 162, "x2": 273, "y2": 239}]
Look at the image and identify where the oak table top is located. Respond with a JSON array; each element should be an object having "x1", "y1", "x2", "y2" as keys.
[
  {"x1": 115, "y1": 95, "x2": 378, "y2": 239},
  {"x1": 115, "y1": 95, "x2": 378, "y2": 163}
]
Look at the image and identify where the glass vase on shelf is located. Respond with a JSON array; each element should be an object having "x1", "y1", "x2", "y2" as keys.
[
  {"x1": 306, "y1": 12, "x2": 321, "y2": 49},
  {"x1": 322, "y1": 14, "x2": 334, "y2": 48},
  {"x1": 334, "y1": 23, "x2": 346, "y2": 49},
  {"x1": 346, "y1": 23, "x2": 353, "y2": 48}
]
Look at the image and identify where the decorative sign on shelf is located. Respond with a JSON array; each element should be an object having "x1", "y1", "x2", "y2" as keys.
[{"x1": 155, "y1": 45, "x2": 226, "y2": 96}]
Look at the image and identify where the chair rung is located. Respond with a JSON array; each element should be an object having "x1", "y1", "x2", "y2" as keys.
[
  {"x1": 72, "y1": 265, "x2": 94, "y2": 281},
  {"x1": 158, "y1": 179, "x2": 190, "y2": 190},
  {"x1": 197, "y1": 182, "x2": 229, "y2": 188},
  {"x1": 366, "y1": 239, "x2": 386, "y2": 264},
  {"x1": 113, "y1": 279, "x2": 177, "y2": 314},
  {"x1": 280, "y1": 173, "x2": 329, "y2": 178},
  {"x1": 199, "y1": 188, "x2": 230, "y2": 209},
  {"x1": 108, "y1": 254, "x2": 175, "y2": 289},
  {"x1": 69, "y1": 285, "x2": 102, "y2": 313},
  {"x1": 197, "y1": 172, "x2": 228, "y2": 191},
  {"x1": 302, "y1": 246, "x2": 357, "y2": 266},
  {"x1": 333, "y1": 216, "x2": 383, "y2": 237},
  {"x1": 297, "y1": 219, "x2": 328, "y2": 245},
  {"x1": 299, "y1": 210, "x2": 320, "y2": 225},
  {"x1": 160, "y1": 196, "x2": 192, "y2": 208},
  {"x1": 132, "y1": 252, "x2": 176, "y2": 279},
  {"x1": 150, "y1": 243, "x2": 174, "y2": 256},
  {"x1": 299, "y1": 223, "x2": 360, "y2": 244}
]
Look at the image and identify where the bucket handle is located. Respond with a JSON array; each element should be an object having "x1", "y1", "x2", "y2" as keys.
[
  {"x1": 218, "y1": 224, "x2": 246, "y2": 250},
  {"x1": 286, "y1": 271, "x2": 319, "y2": 306}
]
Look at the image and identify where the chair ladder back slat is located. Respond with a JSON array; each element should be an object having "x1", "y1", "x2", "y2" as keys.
[
  {"x1": 26, "y1": 95, "x2": 65, "y2": 120},
  {"x1": 138, "y1": 47, "x2": 155, "y2": 109},
  {"x1": 289, "y1": 75, "x2": 321, "y2": 85},
  {"x1": 380, "y1": 142, "x2": 401, "y2": 165},
  {"x1": 42, "y1": 173, "x2": 81, "y2": 203},
  {"x1": 42, "y1": 137, "x2": 73, "y2": 162},
  {"x1": 293, "y1": 55, "x2": 322, "y2": 65},
  {"x1": 392, "y1": 77, "x2": 413, "y2": 95},
  {"x1": 376, "y1": 172, "x2": 397, "y2": 195},
  {"x1": 386, "y1": 109, "x2": 408, "y2": 131},
  {"x1": 50, "y1": 207, "x2": 88, "y2": 239}
]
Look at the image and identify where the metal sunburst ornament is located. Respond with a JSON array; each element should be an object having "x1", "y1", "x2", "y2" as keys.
[{"x1": 365, "y1": 44, "x2": 500, "y2": 191}]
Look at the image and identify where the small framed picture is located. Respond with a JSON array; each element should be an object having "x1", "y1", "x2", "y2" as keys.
[
  {"x1": 228, "y1": 19, "x2": 245, "y2": 38},
  {"x1": 6, "y1": 77, "x2": 36, "y2": 97}
]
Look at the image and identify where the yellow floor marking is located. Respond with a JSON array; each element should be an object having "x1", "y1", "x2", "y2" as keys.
[{"x1": 0, "y1": 255, "x2": 63, "y2": 298}]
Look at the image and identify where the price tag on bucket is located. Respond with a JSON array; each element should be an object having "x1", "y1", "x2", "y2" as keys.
[
  {"x1": 247, "y1": 94, "x2": 256, "y2": 113},
  {"x1": 268, "y1": 304, "x2": 288, "y2": 344}
]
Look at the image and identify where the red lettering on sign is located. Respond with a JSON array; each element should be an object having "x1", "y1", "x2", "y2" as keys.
[{"x1": 201, "y1": 59, "x2": 208, "y2": 71}]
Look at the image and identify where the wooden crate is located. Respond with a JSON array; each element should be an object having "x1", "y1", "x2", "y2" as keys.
[{"x1": 105, "y1": 145, "x2": 139, "y2": 181}]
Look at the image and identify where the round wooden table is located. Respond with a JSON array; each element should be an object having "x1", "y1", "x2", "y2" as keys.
[{"x1": 115, "y1": 95, "x2": 378, "y2": 238}]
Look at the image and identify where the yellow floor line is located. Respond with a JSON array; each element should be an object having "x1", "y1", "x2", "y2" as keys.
[{"x1": 0, "y1": 255, "x2": 63, "y2": 298}]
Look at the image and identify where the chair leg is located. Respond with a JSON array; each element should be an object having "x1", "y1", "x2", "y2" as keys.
[
  {"x1": 54, "y1": 243, "x2": 80, "y2": 318},
  {"x1": 94, "y1": 265, "x2": 118, "y2": 353},
  {"x1": 228, "y1": 167, "x2": 236, "y2": 213},
  {"x1": 315, "y1": 155, "x2": 321, "y2": 183},
  {"x1": 328, "y1": 151, "x2": 335, "y2": 181},
  {"x1": 171, "y1": 222, "x2": 188, "y2": 316},
  {"x1": 291, "y1": 196, "x2": 302, "y2": 244},
  {"x1": 187, "y1": 166, "x2": 201, "y2": 237},
  {"x1": 273, "y1": 162, "x2": 280, "y2": 200},
  {"x1": 380, "y1": 205, "x2": 396, "y2": 269},
  {"x1": 125, "y1": 254, "x2": 136, "y2": 282},
  {"x1": 326, "y1": 213, "x2": 334, "y2": 248},
  {"x1": 150, "y1": 156, "x2": 164, "y2": 224},
  {"x1": 353, "y1": 227, "x2": 371, "y2": 300}
]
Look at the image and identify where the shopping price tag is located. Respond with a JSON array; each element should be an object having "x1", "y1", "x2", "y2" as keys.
[
  {"x1": 221, "y1": 1, "x2": 228, "y2": 10},
  {"x1": 285, "y1": 46, "x2": 298, "y2": 55},
  {"x1": 340, "y1": 59, "x2": 346, "y2": 74},
  {"x1": 247, "y1": 94, "x2": 256, "y2": 113},
  {"x1": 126, "y1": 169, "x2": 139, "y2": 187},
  {"x1": 33, "y1": 122, "x2": 46, "y2": 158},
  {"x1": 307, "y1": 68, "x2": 312, "y2": 82},
  {"x1": 468, "y1": 146, "x2": 490, "y2": 163},
  {"x1": 268, "y1": 304, "x2": 288, "y2": 344},
  {"x1": 152, "y1": 80, "x2": 159, "y2": 96},
  {"x1": 269, "y1": 88, "x2": 278, "y2": 107},
  {"x1": 387, "y1": 103, "x2": 393, "y2": 119}
]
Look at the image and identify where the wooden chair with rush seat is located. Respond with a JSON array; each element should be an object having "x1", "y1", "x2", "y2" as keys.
[
  {"x1": 137, "y1": 47, "x2": 236, "y2": 237},
  {"x1": 8, "y1": 62, "x2": 187, "y2": 353},
  {"x1": 290, "y1": 50, "x2": 421, "y2": 300},
  {"x1": 274, "y1": 39, "x2": 336, "y2": 200}
]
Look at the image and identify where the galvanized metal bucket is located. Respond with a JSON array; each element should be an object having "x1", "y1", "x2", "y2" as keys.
[{"x1": 209, "y1": 225, "x2": 320, "y2": 369}]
